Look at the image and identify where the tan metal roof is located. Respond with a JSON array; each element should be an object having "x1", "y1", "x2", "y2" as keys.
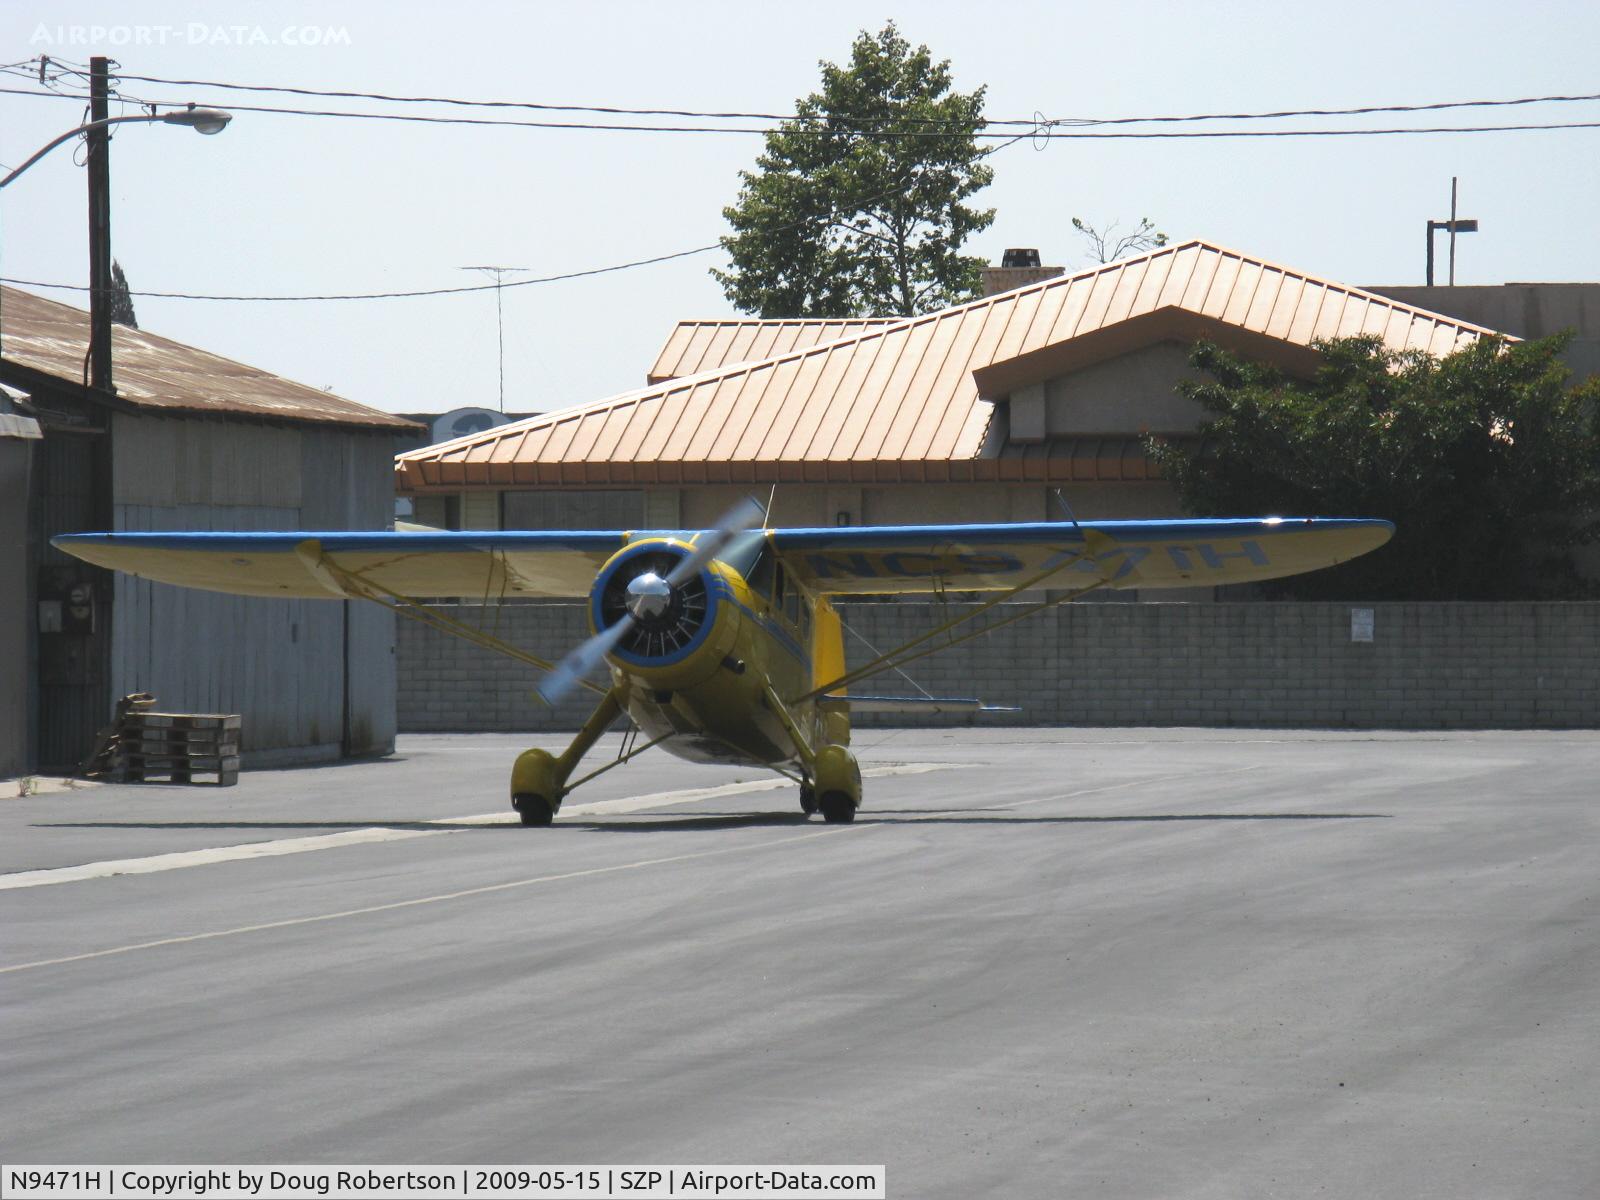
[
  {"x1": 398, "y1": 240, "x2": 1509, "y2": 492},
  {"x1": 0, "y1": 287, "x2": 418, "y2": 431},
  {"x1": 647, "y1": 317, "x2": 901, "y2": 384}
]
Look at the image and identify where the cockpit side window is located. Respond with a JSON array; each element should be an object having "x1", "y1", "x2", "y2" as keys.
[
  {"x1": 745, "y1": 543, "x2": 775, "y2": 600},
  {"x1": 783, "y1": 577, "x2": 801, "y2": 627}
]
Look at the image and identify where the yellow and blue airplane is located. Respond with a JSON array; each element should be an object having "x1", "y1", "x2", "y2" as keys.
[{"x1": 55, "y1": 508, "x2": 1391, "y2": 825}]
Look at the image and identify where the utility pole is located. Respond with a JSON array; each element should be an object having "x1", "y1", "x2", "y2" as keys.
[
  {"x1": 461, "y1": 265, "x2": 525, "y2": 411},
  {"x1": 87, "y1": 56, "x2": 114, "y2": 393}
]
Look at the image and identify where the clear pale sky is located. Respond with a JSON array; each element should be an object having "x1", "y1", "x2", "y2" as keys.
[{"x1": 2, "y1": 0, "x2": 1597, "y2": 416}]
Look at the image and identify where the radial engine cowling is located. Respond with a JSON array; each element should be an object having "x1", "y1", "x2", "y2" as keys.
[{"x1": 589, "y1": 540, "x2": 739, "y2": 687}]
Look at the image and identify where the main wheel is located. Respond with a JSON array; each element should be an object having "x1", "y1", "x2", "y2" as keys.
[
  {"x1": 799, "y1": 783, "x2": 818, "y2": 816},
  {"x1": 819, "y1": 791, "x2": 856, "y2": 824},
  {"x1": 513, "y1": 793, "x2": 555, "y2": 826}
]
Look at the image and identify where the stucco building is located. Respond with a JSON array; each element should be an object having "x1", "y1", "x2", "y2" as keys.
[{"x1": 396, "y1": 240, "x2": 1506, "y2": 563}]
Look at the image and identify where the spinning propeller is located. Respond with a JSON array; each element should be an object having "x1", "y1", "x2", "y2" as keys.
[{"x1": 536, "y1": 497, "x2": 766, "y2": 704}]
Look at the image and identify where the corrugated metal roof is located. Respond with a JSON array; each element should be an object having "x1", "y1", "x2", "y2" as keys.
[
  {"x1": 0, "y1": 412, "x2": 43, "y2": 440},
  {"x1": 647, "y1": 317, "x2": 901, "y2": 383},
  {"x1": 398, "y1": 240, "x2": 1509, "y2": 492},
  {"x1": 0, "y1": 287, "x2": 418, "y2": 431}
]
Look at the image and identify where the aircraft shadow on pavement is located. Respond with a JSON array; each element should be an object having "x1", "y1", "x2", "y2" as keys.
[
  {"x1": 570, "y1": 811, "x2": 1392, "y2": 832},
  {"x1": 38, "y1": 810, "x2": 1390, "y2": 834}
]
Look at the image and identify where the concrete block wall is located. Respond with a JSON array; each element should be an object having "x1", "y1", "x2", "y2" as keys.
[
  {"x1": 397, "y1": 601, "x2": 1600, "y2": 733},
  {"x1": 396, "y1": 604, "x2": 595, "y2": 733}
]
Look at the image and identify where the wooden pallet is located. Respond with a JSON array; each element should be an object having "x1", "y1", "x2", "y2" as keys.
[
  {"x1": 116, "y1": 712, "x2": 242, "y2": 786},
  {"x1": 80, "y1": 693, "x2": 157, "y2": 779}
]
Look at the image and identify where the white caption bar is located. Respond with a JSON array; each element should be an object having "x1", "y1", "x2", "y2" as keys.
[{"x1": 0, "y1": 1164, "x2": 887, "y2": 1200}]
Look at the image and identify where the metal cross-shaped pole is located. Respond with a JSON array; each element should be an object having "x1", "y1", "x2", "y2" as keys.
[{"x1": 1424, "y1": 177, "x2": 1479, "y2": 287}]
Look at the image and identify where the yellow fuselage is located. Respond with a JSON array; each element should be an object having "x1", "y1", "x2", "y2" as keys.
[{"x1": 599, "y1": 548, "x2": 844, "y2": 768}]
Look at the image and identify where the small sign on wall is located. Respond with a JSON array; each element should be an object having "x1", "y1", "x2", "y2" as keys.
[{"x1": 1350, "y1": 607, "x2": 1375, "y2": 642}]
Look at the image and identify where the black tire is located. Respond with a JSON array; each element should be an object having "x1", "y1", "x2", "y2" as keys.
[
  {"x1": 799, "y1": 783, "x2": 818, "y2": 815},
  {"x1": 513, "y1": 793, "x2": 555, "y2": 826},
  {"x1": 819, "y1": 792, "x2": 856, "y2": 824}
]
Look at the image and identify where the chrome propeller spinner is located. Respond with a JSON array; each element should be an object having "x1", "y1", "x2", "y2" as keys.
[{"x1": 624, "y1": 571, "x2": 674, "y2": 622}]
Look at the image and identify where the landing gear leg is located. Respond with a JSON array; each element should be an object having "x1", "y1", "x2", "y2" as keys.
[
  {"x1": 814, "y1": 744, "x2": 862, "y2": 824},
  {"x1": 511, "y1": 688, "x2": 623, "y2": 826},
  {"x1": 762, "y1": 684, "x2": 862, "y2": 822}
]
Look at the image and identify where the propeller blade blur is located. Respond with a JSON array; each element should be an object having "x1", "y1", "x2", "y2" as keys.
[
  {"x1": 665, "y1": 497, "x2": 766, "y2": 588},
  {"x1": 537, "y1": 616, "x2": 633, "y2": 704}
]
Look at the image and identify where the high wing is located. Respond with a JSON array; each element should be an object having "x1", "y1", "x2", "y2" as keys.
[
  {"x1": 50, "y1": 530, "x2": 629, "y2": 599},
  {"x1": 772, "y1": 517, "x2": 1394, "y2": 595},
  {"x1": 54, "y1": 517, "x2": 1394, "y2": 600}
]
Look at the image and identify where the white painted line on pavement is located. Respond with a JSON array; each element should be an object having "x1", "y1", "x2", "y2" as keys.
[
  {"x1": 0, "y1": 762, "x2": 955, "y2": 890},
  {"x1": 0, "y1": 824, "x2": 881, "y2": 974},
  {"x1": 0, "y1": 827, "x2": 441, "y2": 890}
]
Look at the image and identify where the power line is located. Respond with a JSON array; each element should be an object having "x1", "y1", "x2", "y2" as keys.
[
  {"x1": 11, "y1": 64, "x2": 1600, "y2": 137},
  {"x1": 1055, "y1": 91, "x2": 1600, "y2": 127},
  {"x1": 1038, "y1": 120, "x2": 1600, "y2": 138},
  {"x1": 1, "y1": 76, "x2": 1004, "y2": 137},
  {"x1": 81, "y1": 67, "x2": 1031, "y2": 127},
  {"x1": 0, "y1": 243, "x2": 724, "y2": 301},
  {"x1": 51, "y1": 64, "x2": 1600, "y2": 129},
  {"x1": 98, "y1": 97, "x2": 1006, "y2": 137},
  {"x1": 7, "y1": 63, "x2": 1023, "y2": 131},
  {"x1": 3, "y1": 64, "x2": 1597, "y2": 304},
  {"x1": 0, "y1": 119, "x2": 1032, "y2": 305},
  {"x1": 0, "y1": 83, "x2": 99, "y2": 103},
  {"x1": 0, "y1": 134, "x2": 1029, "y2": 301},
  {"x1": 8, "y1": 79, "x2": 1600, "y2": 140}
]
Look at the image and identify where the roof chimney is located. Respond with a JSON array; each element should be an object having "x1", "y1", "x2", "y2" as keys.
[{"x1": 983, "y1": 249, "x2": 1064, "y2": 297}]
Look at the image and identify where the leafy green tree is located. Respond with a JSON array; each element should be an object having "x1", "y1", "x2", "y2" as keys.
[
  {"x1": 1149, "y1": 334, "x2": 1600, "y2": 599},
  {"x1": 713, "y1": 23, "x2": 995, "y2": 318}
]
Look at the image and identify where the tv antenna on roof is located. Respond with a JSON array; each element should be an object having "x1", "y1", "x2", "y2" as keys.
[{"x1": 461, "y1": 265, "x2": 527, "y2": 410}]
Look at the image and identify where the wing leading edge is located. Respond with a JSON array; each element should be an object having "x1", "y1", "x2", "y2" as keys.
[
  {"x1": 51, "y1": 530, "x2": 629, "y2": 600},
  {"x1": 771, "y1": 517, "x2": 1394, "y2": 595}
]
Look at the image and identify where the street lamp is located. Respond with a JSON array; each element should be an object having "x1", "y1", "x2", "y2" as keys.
[
  {"x1": 0, "y1": 105, "x2": 233, "y2": 190},
  {"x1": 0, "y1": 55, "x2": 232, "y2": 393}
]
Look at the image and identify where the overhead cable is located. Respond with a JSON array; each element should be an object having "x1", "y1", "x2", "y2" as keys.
[
  {"x1": 50, "y1": 65, "x2": 1600, "y2": 129},
  {"x1": 0, "y1": 129, "x2": 1032, "y2": 302},
  {"x1": 14, "y1": 63, "x2": 1600, "y2": 135},
  {"x1": 8, "y1": 80, "x2": 1600, "y2": 140}
]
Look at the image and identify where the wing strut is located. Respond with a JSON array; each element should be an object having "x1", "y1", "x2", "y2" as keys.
[
  {"x1": 791, "y1": 537, "x2": 1135, "y2": 704},
  {"x1": 295, "y1": 539, "x2": 608, "y2": 699}
]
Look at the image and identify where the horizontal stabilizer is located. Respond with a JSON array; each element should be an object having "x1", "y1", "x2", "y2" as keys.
[{"x1": 817, "y1": 694, "x2": 1021, "y2": 714}]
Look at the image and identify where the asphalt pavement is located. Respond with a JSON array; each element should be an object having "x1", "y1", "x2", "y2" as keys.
[{"x1": 3, "y1": 729, "x2": 1596, "y2": 1198}]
